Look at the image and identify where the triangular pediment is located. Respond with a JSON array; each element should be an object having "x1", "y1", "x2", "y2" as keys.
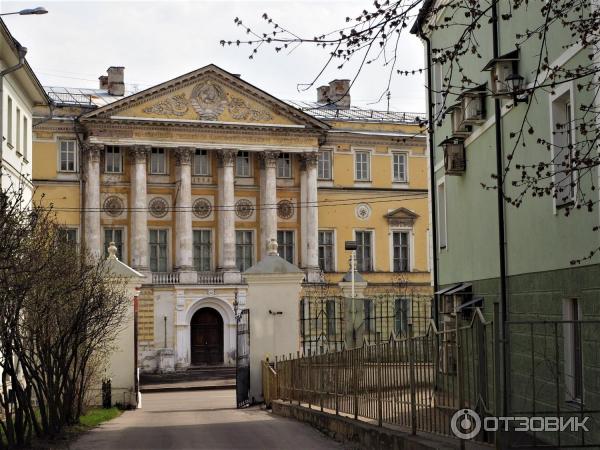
[
  {"x1": 82, "y1": 64, "x2": 328, "y2": 129},
  {"x1": 384, "y1": 207, "x2": 419, "y2": 226}
]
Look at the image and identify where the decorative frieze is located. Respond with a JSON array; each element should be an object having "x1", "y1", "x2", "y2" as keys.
[
  {"x1": 277, "y1": 200, "x2": 294, "y2": 220},
  {"x1": 235, "y1": 199, "x2": 254, "y2": 220},
  {"x1": 149, "y1": 197, "x2": 169, "y2": 218}
]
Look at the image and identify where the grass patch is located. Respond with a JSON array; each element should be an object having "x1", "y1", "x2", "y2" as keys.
[{"x1": 79, "y1": 407, "x2": 121, "y2": 428}]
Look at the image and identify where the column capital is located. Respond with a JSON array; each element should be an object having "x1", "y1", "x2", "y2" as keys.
[
  {"x1": 175, "y1": 147, "x2": 194, "y2": 166},
  {"x1": 84, "y1": 143, "x2": 103, "y2": 163},
  {"x1": 128, "y1": 145, "x2": 150, "y2": 164},
  {"x1": 258, "y1": 150, "x2": 280, "y2": 169},
  {"x1": 301, "y1": 152, "x2": 319, "y2": 170},
  {"x1": 217, "y1": 149, "x2": 237, "y2": 168}
]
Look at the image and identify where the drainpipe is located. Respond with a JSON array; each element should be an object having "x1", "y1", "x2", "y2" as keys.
[
  {"x1": 417, "y1": 33, "x2": 440, "y2": 326},
  {"x1": 0, "y1": 42, "x2": 27, "y2": 186},
  {"x1": 491, "y1": 0, "x2": 509, "y2": 418}
]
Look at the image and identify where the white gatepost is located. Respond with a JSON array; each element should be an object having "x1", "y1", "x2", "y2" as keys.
[{"x1": 243, "y1": 239, "x2": 305, "y2": 403}]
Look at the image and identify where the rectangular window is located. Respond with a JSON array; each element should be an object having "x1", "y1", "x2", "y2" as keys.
[
  {"x1": 16, "y1": 108, "x2": 21, "y2": 153},
  {"x1": 23, "y1": 117, "x2": 28, "y2": 160},
  {"x1": 59, "y1": 228, "x2": 78, "y2": 245},
  {"x1": 235, "y1": 230, "x2": 253, "y2": 271},
  {"x1": 355, "y1": 151, "x2": 370, "y2": 181},
  {"x1": 149, "y1": 229, "x2": 168, "y2": 272},
  {"x1": 318, "y1": 230, "x2": 335, "y2": 272},
  {"x1": 277, "y1": 153, "x2": 291, "y2": 178},
  {"x1": 394, "y1": 298, "x2": 410, "y2": 335},
  {"x1": 194, "y1": 149, "x2": 210, "y2": 176},
  {"x1": 236, "y1": 151, "x2": 251, "y2": 177},
  {"x1": 356, "y1": 230, "x2": 373, "y2": 272},
  {"x1": 437, "y1": 181, "x2": 447, "y2": 249},
  {"x1": 393, "y1": 153, "x2": 408, "y2": 182},
  {"x1": 392, "y1": 231, "x2": 410, "y2": 272},
  {"x1": 150, "y1": 148, "x2": 166, "y2": 174},
  {"x1": 326, "y1": 300, "x2": 336, "y2": 338},
  {"x1": 59, "y1": 140, "x2": 77, "y2": 172},
  {"x1": 193, "y1": 230, "x2": 212, "y2": 271},
  {"x1": 364, "y1": 299, "x2": 374, "y2": 334},
  {"x1": 318, "y1": 150, "x2": 332, "y2": 180},
  {"x1": 7, "y1": 96, "x2": 12, "y2": 146},
  {"x1": 552, "y1": 91, "x2": 576, "y2": 207},
  {"x1": 564, "y1": 298, "x2": 583, "y2": 402},
  {"x1": 277, "y1": 230, "x2": 294, "y2": 264},
  {"x1": 105, "y1": 146, "x2": 122, "y2": 173},
  {"x1": 104, "y1": 228, "x2": 123, "y2": 260}
]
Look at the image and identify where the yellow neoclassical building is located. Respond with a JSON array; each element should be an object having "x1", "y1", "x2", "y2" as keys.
[{"x1": 32, "y1": 64, "x2": 430, "y2": 371}]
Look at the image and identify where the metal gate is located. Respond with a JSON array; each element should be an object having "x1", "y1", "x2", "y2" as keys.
[{"x1": 236, "y1": 308, "x2": 250, "y2": 408}]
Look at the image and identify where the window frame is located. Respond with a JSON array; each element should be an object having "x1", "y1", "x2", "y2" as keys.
[
  {"x1": 277, "y1": 153, "x2": 292, "y2": 178},
  {"x1": 318, "y1": 229, "x2": 336, "y2": 272},
  {"x1": 7, "y1": 96, "x2": 13, "y2": 147},
  {"x1": 149, "y1": 228, "x2": 169, "y2": 272},
  {"x1": 193, "y1": 228, "x2": 213, "y2": 271},
  {"x1": 59, "y1": 227, "x2": 79, "y2": 246},
  {"x1": 103, "y1": 227, "x2": 125, "y2": 261},
  {"x1": 150, "y1": 148, "x2": 167, "y2": 175},
  {"x1": 105, "y1": 146, "x2": 123, "y2": 174},
  {"x1": 58, "y1": 139, "x2": 78, "y2": 173},
  {"x1": 354, "y1": 150, "x2": 371, "y2": 181},
  {"x1": 436, "y1": 178, "x2": 448, "y2": 250},
  {"x1": 277, "y1": 229, "x2": 295, "y2": 264},
  {"x1": 193, "y1": 149, "x2": 211, "y2": 176},
  {"x1": 235, "y1": 229, "x2": 255, "y2": 272},
  {"x1": 16, "y1": 107, "x2": 21, "y2": 155},
  {"x1": 391, "y1": 229, "x2": 412, "y2": 273},
  {"x1": 392, "y1": 151, "x2": 409, "y2": 183},
  {"x1": 355, "y1": 229, "x2": 374, "y2": 272},
  {"x1": 318, "y1": 150, "x2": 333, "y2": 180},
  {"x1": 23, "y1": 116, "x2": 28, "y2": 161},
  {"x1": 235, "y1": 151, "x2": 252, "y2": 178}
]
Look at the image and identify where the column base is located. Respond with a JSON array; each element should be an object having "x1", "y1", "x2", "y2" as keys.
[
  {"x1": 304, "y1": 267, "x2": 323, "y2": 283},
  {"x1": 177, "y1": 270, "x2": 197, "y2": 284}
]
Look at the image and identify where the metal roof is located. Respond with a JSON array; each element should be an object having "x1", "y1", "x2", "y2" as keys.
[{"x1": 45, "y1": 86, "x2": 134, "y2": 107}]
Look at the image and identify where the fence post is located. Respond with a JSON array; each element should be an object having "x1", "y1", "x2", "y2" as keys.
[
  {"x1": 408, "y1": 324, "x2": 417, "y2": 435},
  {"x1": 335, "y1": 348, "x2": 340, "y2": 415},
  {"x1": 377, "y1": 334, "x2": 383, "y2": 427},
  {"x1": 493, "y1": 303, "x2": 502, "y2": 450},
  {"x1": 307, "y1": 349, "x2": 312, "y2": 409},
  {"x1": 353, "y1": 348, "x2": 359, "y2": 420}
]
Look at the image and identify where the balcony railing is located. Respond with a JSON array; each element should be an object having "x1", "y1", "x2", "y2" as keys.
[
  {"x1": 197, "y1": 271, "x2": 224, "y2": 284},
  {"x1": 151, "y1": 272, "x2": 180, "y2": 284}
]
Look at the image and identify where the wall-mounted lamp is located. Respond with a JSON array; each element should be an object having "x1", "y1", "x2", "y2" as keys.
[
  {"x1": 268, "y1": 310, "x2": 283, "y2": 316},
  {"x1": 505, "y1": 73, "x2": 528, "y2": 104}
]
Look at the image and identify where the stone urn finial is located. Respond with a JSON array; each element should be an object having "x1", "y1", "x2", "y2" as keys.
[
  {"x1": 267, "y1": 238, "x2": 279, "y2": 256},
  {"x1": 107, "y1": 241, "x2": 118, "y2": 260}
]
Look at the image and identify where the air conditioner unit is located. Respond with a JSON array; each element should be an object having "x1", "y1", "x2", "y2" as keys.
[
  {"x1": 440, "y1": 138, "x2": 466, "y2": 175},
  {"x1": 449, "y1": 105, "x2": 471, "y2": 136},
  {"x1": 483, "y1": 49, "x2": 520, "y2": 97},
  {"x1": 462, "y1": 94, "x2": 485, "y2": 123}
]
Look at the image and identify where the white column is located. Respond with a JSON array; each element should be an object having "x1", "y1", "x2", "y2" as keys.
[
  {"x1": 304, "y1": 152, "x2": 320, "y2": 281},
  {"x1": 259, "y1": 151, "x2": 279, "y2": 259},
  {"x1": 299, "y1": 157, "x2": 308, "y2": 266},
  {"x1": 84, "y1": 143, "x2": 102, "y2": 259},
  {"x1": 175, "y1": 147, "x2": 194, "y2": 272},
  {"x1": 217, "y1": 150, "x2": 238, "y2": 276},
  {"x1": 175, "y1": 290, "x2": 189, "y2": 368},
  {"x1": 129, "y1": 146, "x2": 149, "y2": 271}
]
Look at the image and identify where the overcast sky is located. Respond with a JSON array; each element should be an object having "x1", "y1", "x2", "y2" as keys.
[{"x1": 2, "y1": 0, "x2": 426, "y2": 112}]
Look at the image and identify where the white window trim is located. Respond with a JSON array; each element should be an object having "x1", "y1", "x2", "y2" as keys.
[
  {"x1": 57, "y1": 139, "x2": 78, "y2": 173},
  {"x1": 193, "y1": 149, "x2": 212, "y2": 176},
  {"x1": 105, "y1": 146, "x2": 123, "y2": 174},
  {"x1": 318, "y1": 228, "x2": 337, "y2": 272},
  {"x1": 235, "y1": 151, "x2": 253, "y2": 178},
  {"x1": 235, "y1": 228, "x2": 256, "y2": 271},
  {"x1": 62, "y1": 225, "x2": 80, "y2": 244},
  {"x1": 562, "y1": 298, "x2": 583, "y2": 403},
  {"x1": 391, "y1": 151, "x2": 409, "y2": 183},
  {"x1": 353, "y1": 147, "x2": 372, "y2": 182},
  {"x1": 353, "y1": 228, "x2": 376, "y2": 272},
  {"x1": 148, "y1": 227, "x2": 171, "y2": 272},
  {"x1": 193, "y1": 227, "x2": 215, "y2": 271},
  {"x1": 318, "y1": 148, "x2": 334, "y2": 180},
  {"x1": 149, "y1": 148, "x2": 168, "y2": 175},
  {"x1": 436, "y1": 177, "x2": 448, "y2": 251},
  {"x1": 102, "y1": 226, "x2": 128, "y2": 263},
  {"x1": 276, "y1": 153, "x2": 293, "y2": 179},
  {"x1": 6, "y1": 96, "x2": 13, "y2": 148},
  {"x1": 388, "y1": 227, "x2": 414, "y2": 273},
  {"x1": 549, "y1": 82, "x2": 577, "y2": 214}
]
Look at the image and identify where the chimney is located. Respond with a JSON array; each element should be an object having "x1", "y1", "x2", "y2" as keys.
[
  {"x1": 106, "y1": 66, "x2": 125, "y2": 96},
  {"x1": 98, "y1": 75, "x2": 108, "y2": 90},
  {"x1": 316, "y1": 80, "x2": 351, "y2": 109}
]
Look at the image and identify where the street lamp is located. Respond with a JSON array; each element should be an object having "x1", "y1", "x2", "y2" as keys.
[
  {"x1": 505, "y1": 73, "x2": 529, "y2": 104},
  {"x1": 0, "y1": 7, "x2": 48, "y2": 16}
]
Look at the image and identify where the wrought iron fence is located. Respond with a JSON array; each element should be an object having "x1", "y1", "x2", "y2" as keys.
[
  {"x1": 273, "y1": 306, "x2": 498, "y2": 445},
  {"x1": 299, "y1": 293, "x2": 433, "y2": 355}
]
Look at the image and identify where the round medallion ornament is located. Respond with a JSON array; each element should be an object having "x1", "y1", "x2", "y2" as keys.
[
  {"x1": 103, "y1": 196, "x2": 124, "y2": 217},
  {"x1": 193, "y1": 198, "x2": 212, "y2": 219},
  {"x1": 149, "y1": 197, "x2": 169, "y2": 218},
  {"x1": 356, "y1": 203, "x2": 371, "y2": 220},
  {"x1": 235, "y1": 199, "x2": 254, "y2": 219},
  {"x1": 277, "y1": 200, "x2": 294, "y2": 220}
]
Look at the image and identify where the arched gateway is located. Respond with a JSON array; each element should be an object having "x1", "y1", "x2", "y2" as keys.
[{"x1": 190, "y1": 307, "x2": 224, "y2": 365}]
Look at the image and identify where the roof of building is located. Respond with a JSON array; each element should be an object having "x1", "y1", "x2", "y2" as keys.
[
  {"x1": 244, "y1": 254, "x2": 303, "y2": 275},
  {"x1": 43, "y1": 85, "x2": 424, "y2": 125}
]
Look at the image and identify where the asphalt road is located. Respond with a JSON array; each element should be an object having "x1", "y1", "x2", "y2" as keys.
[{"x1": 70, "y1": 389, "x2": 343, "y2": 450}]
